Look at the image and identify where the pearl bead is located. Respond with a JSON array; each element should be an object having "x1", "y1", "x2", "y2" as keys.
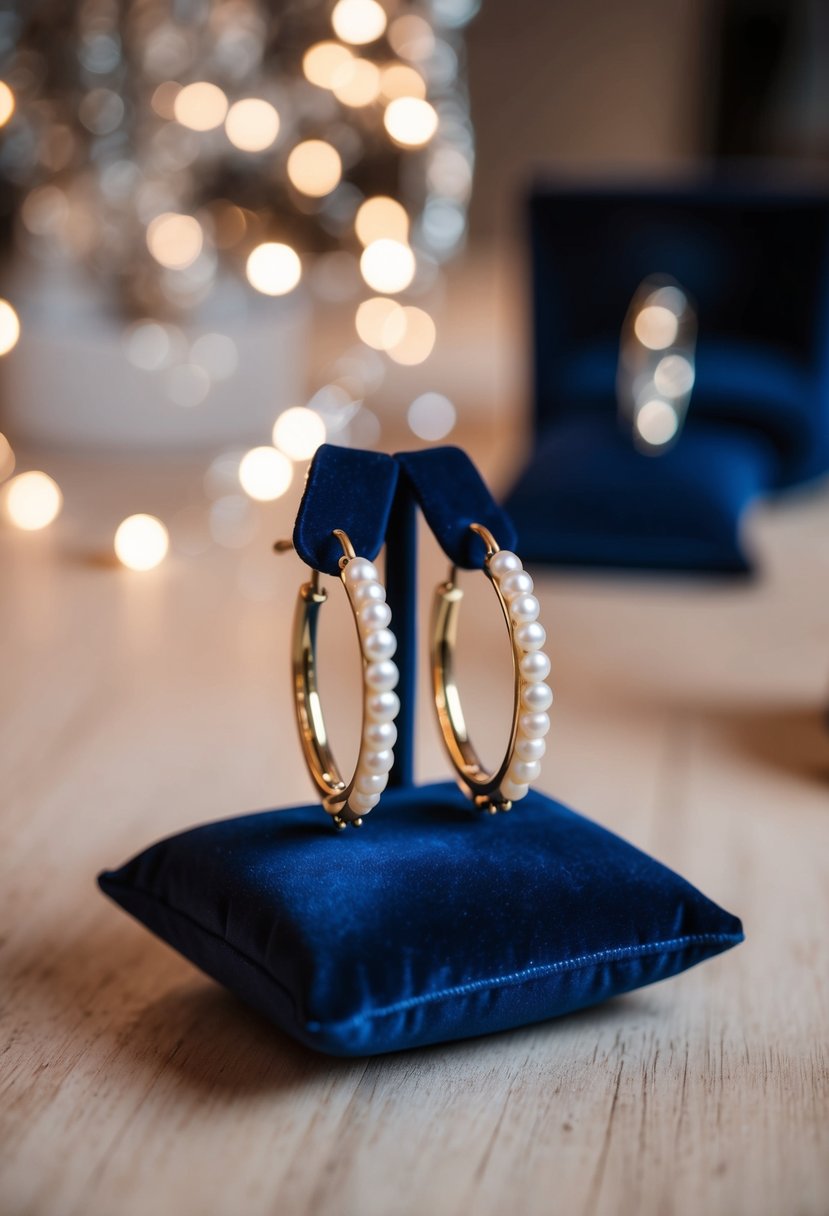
[
  {"x1": 349, "y1": 791, "x2": 379, "y2": 814},
  {"x1": 515, "y1": 621, "x2": 546, "y2": 652},
  {"x1": 366, "y1": 690, "x2": 400, "y2": 722},
  {"x1": 520, "y1": 651, "x2": 551, "y2": 682},
  {"x1": 363, "y1": 749, "x2": 394, "y2": 774},
  {"x1": 515, "y1": 735, "x2": 546, "y2": 761},
  {"x1": 365, "y1": 660, "x2": 399, "y2": 691},
  {"x1": 499, "y1": 571, "x2": 533, "y2": 600},
  {"x1": 521, "y1": 682, "x2": 553, "y2": 712},
  {"x1": 489, "y1": 550, "x2": 522, "y2": 577},
  {"x1": 352, "y1": 580, "x2": 386, "y2": 605},
  {"x1": 363, "y1": 720, "x2": 397, "y2": 750},
  {"x1": 364, "y1": 628, "x2": 397, "y2": 662},
  {"x1": 510, "y1": 593, "x2": 540, "y2": 625},
  {"x1": 359, "y1": 601, "x2": 392, "y2": 631},
  {"x1": 344, "y1": 557, "x2": 378, "y2": 584},
  {"x1": 500, "y1": 778, "x2": 529, "y2": 801},
  {"x1": 510, "y1": 758, "x2": 541, "y2": 784},
  {"x1": 356, "y1": 772, "x2": 388, "y2": 795},
  {"x1": 520, "y1": 711, "x2": 550, "y2": 738}
]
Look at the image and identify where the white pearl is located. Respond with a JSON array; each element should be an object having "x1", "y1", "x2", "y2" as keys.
[
  {"x1": 510, "y1": 758, "x2": 541, "y2": 784},
  {"x1": 352, "y1": 580, "x2": 386, "y2": 605},
  {"x1": 359, "y1": 600, "x2": 392, "y2": 631},
  {"x1": 365, "y1": 660, "x2": 399, "y2": 691},
  {"x1": 520, "y1": 651, "x2": 551, "y2": 682},
  {"x1": 363, "y1": 749, "x2": 394, "y2": 774},
  {"x1": 500, "y1": 778, "x2": 529, "y2": 801},
  {"x1": 499, "y1": 571, "x2": 534, "y2": 600},
  {"x1": 356, "y1": 772, "x2": 388, "y2": 795},
  {"x1": 366, "y1": 690, "x2": 400, "y2": 722},
  {"x1": 520, "y1": 711, "x2": 550, "y2": 738},
  {"x1": 349, "y1": 791, "x2": 379, "y2": 814},
  {"x1": 364, "y1": 628, "x2": 397, "y2": 662},
  {"x1": 515, "y1": 735, "x2": 546, "y2": 761},
  {"x1": 516, "y1": 621, "x2": 546, "y2": 652},
  {"x1": 363, "y1": 720, "x2": 397, "y2": 750},
  {"x1": 344, "y1": 557, "x2": 378, "y2": 584},
  {"x1": 522, "y1": 682, "x2": 553, "y2": 712},
  {"x1": 510, "y1": 593, "x2": 540, "y2": 625},
  {"x1": 489, "y1": 550, "x2": 522, "y2": 577}
]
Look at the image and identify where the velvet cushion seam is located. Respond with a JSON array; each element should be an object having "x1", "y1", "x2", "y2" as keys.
[{"x1": 101, "y1": 875, "x2": 741, "y2": 1035}]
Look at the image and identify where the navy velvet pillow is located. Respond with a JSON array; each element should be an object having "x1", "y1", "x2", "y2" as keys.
[{"x1": 99, "y1": 782, "x2": 743, "y2": 1056}]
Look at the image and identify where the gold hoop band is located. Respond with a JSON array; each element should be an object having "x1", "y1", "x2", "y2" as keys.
[
  {"x1": 431, "y1": 523, "x2": 552, "y2": 813},
  {"x1": 288, "y1": 530, "x2": 400, "y2": 829}
]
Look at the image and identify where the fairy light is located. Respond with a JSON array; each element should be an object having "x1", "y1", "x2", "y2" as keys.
[
  {"x1": 3, "y1": 471, "x2": 63, "y2": 530},
  {"x1": 0, "y1": 81, "x2": 15, "y2": 127},
  {"x1": 380, "y1": 64, "x2": 426, "y2": 100},
  {"x1": 384, "y1": 97, "x2": 438, "y2": 147},
  {"x1": 331, "y1": 59, "x2": 381, "y2": 107},
  {"x1": 360, "y1": 239, "x2": 416, "y2": 293},
  {"x1": 635, "y1": 399, "x2": 679, "y2": 446},
  {"x1": 355, "y1": 196, "x2": 409, "y2": 246},
  {"x1": 173, "y1": 82, "x2": 228, "y2": 131},
  {"x1": 246, "y1": 242, "x2": 302, "y2": 295},
  {"x1": 331, "y1": 0, "x2": 387, "y2": 46},
  {"x1": 146, "y1": 213, "x2": 203, "y2": 270},
  {"x1": 303, "y1": 42, "x2": 354, "y2": 88},
  {"x1": 0, "y1": 299, "x2": 20, "y2": 355},
  {"x1": 386, "y1": 306, "x2": 436, "y2": 365},
  {"x1": 272, "y1": 407, "x2": 327, "y2": 460},
  {"x1": 286, "y1": 140, "x2": 342, "y2": 197},
  {"x1": 225, "y1": 99, "x2": 280, "y2": 152},
  {"x1": 634, "y1": 305, "x2": 679, "y2": 351},
  {"x1": 238, "y1": 446, "x2": 293, "y2": 501},
  {"x1": 355, "y1": 296, "x2": 406, "y2": 349},
  {"x1": 114, "y1": 514, "x2": 170, "y2": 570}
]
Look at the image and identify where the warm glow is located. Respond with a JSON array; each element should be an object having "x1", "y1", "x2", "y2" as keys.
[
  {"x1": 238, "y1": 446, "x2": 293, "y2": 501},
  {"x1": 151, "y1": 81, "x2": 180, "y2": 119},
  {"x1": 303, "y1": 41, "x2": 354, "y2": 88},
  {"x1": 286, "y1": 139, "x2": 342, "y2": 197},
  {"x1": 653, "y1": 353, "x2": 695, "y2": 397},
  {"x1": 635, "y1": 399, "x2": 679, "y2": 446},
  {"x1": 331, "y1": 0, "x2": 387, "y2": 45},
  {"x1": 0, "y1": 81, "x2": 15, "y2": 127},
  {"x1": 355, "y1": 296, "x2": 406, "y2": 350},
  {"x1": 225, "y1": 98, "x2": 280, "y2": 151},
  {"x1": 387, "y1": 306, "x2": 436, "y2": 365},
  {"x1": 355, "y1": 196, "x2": 409, "y2": 246},
  {"x1": 114, "y1": 514, "x2": 169, "y2": 571},
  {"x1": 4, "y1": 471, "x2": 62, "y2": 531},
  {"x1": 146, "y1": 212, "x2": 203, "y2": 269},
  {"x1": 634, "y1": 305, "x2": 679, "y2": 351},
  {"x1": 380, "y1": 63, "x2": 426, "y2": 100},
  {"x1": 173, "y1": 81, "x2": 228, "y2": 131},
  {"x1": 0, "y1": 432, "x2": 14, "y2": 481},
  {"x1": 388, "y1": 14, "x2": 435, "y2": 60},
  {"x1": 272, "y1": 407, "x2": 327, "y2": 460},
  {"x1": 0, "y1": 299, "x2": 20, "y2": 355},
  {"x1": 407, "y1": 392, "x2": 456, "y2": 441},
  {"x1": 245, "y1": 242, "x2": 302, "y2": 296},
  {"x1": 383, "y1": 97, "x2": 438, "y2": 147},
  {"x1": 360, "y1": 239, "x2": 415, "y2": 293},
  {"x1": 331, "y1": 58, "x2": 381, "y2": 106}
]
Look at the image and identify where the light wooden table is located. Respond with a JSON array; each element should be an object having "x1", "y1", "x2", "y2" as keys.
[{"x1": 2, "y1": 452, "x2": 828, "y2": 1216}]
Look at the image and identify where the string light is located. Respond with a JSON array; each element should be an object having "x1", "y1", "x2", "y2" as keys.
[
  {"x1": 173, "y1": 82, "x2": 228, "y2": 131},
  {"x1": 360, "y1": 239, "x2": 416, "y2": 293},
  {"x1": 355, "y1": 196, "x2": 409, "y2": 245},
  {"x1": 114, "y1": 514, "x2": 170, "y2": 570},
  {"x1": 0, "y1": 299, "x2": 20, "y2": 355},
  {"x1": 246, "y1": 242, "x2": 302, "y2": 295},
  {"x1": 287, "y1": 140, "x2": 342, "y2": 197},
  {"x1": 225, "y1": 99, "x2": 280, "y2": 152},
  {"x1": 303, "y1": 42, "x2": 354, "y2": 88},
  {"x1": 331, "y1": 0, "x2": 388, "y2": 45},
  {"x1": 238, "y1": 446, "x2": 293, "y2": 501},
  {"x1": 0, "y1": 81, "x2": 15, "y2": 127},
  {"x1": 3, "y1": 471, "x2": 63, "y2": 530},
  {"x1": 272, "y1": 407, "x2": 327, "y2": 460},
  {"x1": 384, "y1": 97, "x2": 438, "y2": 147},
  {"x1": 146, "y1": 213, "x2": 203, "y2": 270}
]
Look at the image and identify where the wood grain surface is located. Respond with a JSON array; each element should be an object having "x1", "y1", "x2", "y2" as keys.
[{"x1": 1, "y1": 452, "x2": 827, "y2": 1216}]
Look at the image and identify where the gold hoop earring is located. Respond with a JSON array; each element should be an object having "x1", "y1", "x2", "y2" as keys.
[
  {"x1": 431, "y1": 523, "x2": 552, "y2": 813},
  {"x1": 277, "y1": 529, "x2": 400, "y2": 829}
]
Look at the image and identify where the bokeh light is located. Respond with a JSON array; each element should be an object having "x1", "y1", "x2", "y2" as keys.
[
  {"x1": 238, "y1": 446, "x2": 293, "y2": 501},
  {"x1": 634, "y1": 305, "x2": 679, "y2": 351},
  {"x1": 114, "y1": 514, "x2": 170, "y2": 571},
  {"x1": 0, "y1": 81, "x2": 15, "y2": 127},
  {"x1": 355, "y1": 196, "x2": 409, "y2": 246},
  {"x1": 635, "y1": 399, "x2": 679, "y2": 446},
  {"x1": 380, "y1": 64, "x2": 426, "y2": 100},
  {"x1": 387, "y1": 306, "x2": 436, "y2": 365},
  {"x1": 331, "y1": 0, "x2": 388, "y2": 45},
  {"x1": 388, "y1": 14, "x2": 436, "y2": 60},
  {"x1": 653, "y1": 353, "x2": 695, "y2": 397},
  {"x1": 355, "y1": 296, "x2": 406, "y2": 349},
  {"x1": 0, "y1": 433, "x2": 15, "y2": 481},
  {"x1": 331, "y1": 58, "x2": 381, "y2": 107},
  {"x1": 246, "y1": 242, "x2": 302, "y2": 295},
  {"x1": 303, "y1": 41, "x2": 354, "y2": 88},
  {"x1": 0, "y1": 299, "x2": 21, "y2": 356},
  {"x1": 383, "y1": 97, "x2": 438, "y2": 147},
  {"x1": 287, "y1": 140, "x2": 342, "y2": 197},
  {"x1": 173, "y1": 81, "x2": 228, "y2": 131},
  {"x1": 407, "y1": 391, "x2": 456, "y2": 440},
  {"x1": 273, "y1": 407, "x2": 327, "y2": 460},
  {"x1": 4, "y1": 471, "x2": 63, "y2": 531},
  {"x1": 190, "y1": 333, "x2": 238, "y2": 380},
  {"x1": 225, "y1": 98, "x2": 280, "y2": 152},
  {"x1": 360, "y1": 239, "x2": 416, "y2": 293},
  {"x1": 146, "y1": 213, "x2": 203, "y2": 270}
]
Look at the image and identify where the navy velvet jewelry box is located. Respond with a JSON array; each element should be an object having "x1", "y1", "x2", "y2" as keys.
[{"x1": 506, "y1": 178, "x2": 829, "y2": 572}]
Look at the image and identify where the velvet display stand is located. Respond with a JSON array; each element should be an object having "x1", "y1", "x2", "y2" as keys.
[{"x1": 99, "y1": 445, "x2": 743, "y2": 1057}]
